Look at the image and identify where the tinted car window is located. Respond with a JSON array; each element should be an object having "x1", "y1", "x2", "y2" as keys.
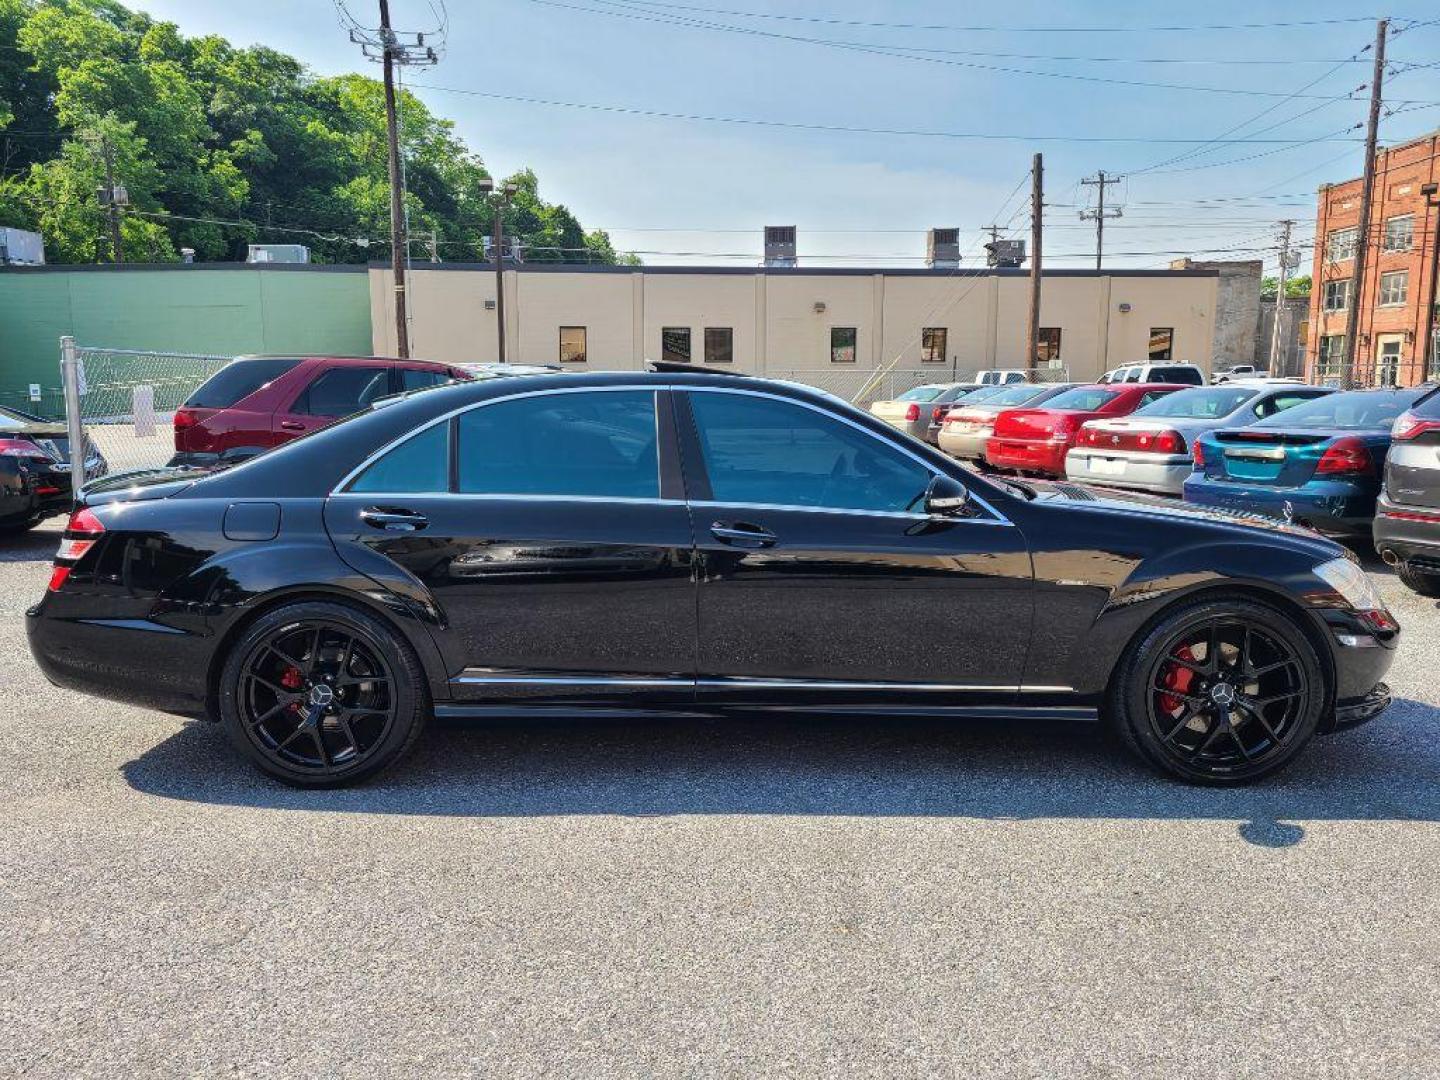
[
  {"x1": 295, "y1": 367, "x2": 393, "y2": 418},
  {"x1": 1257, "y1": 391, "x2": 1326, "y2": 418},
  {"x1": 897, "y1": 386, "x2": 944, "y2": 402},
  {"x1": 1413, "y1": 388, "x2": 1440, "y2": 418},
  {"x1": 1135, "y1": 387, "x2": 1255, "y2": 419},
  {"x1": 1041, "y1": 387, "x2": 1120, "y2": 412},
  {"x1": 349, "y1": 422, "x2": 448, "y2": 493},
  {"x1": 185, "y1": 357, "x2": 302, "y2": 409},
  {"x1": 690, "y1": 392, "x2": 931, "y2": 514},
  {"x1": 457, "y1": 390, "x2": 658, "y2": 498},
  {"x1": 1153, "y1": 366, "x2": 1203, "y2": 385},
  {"x1": 401, "y1": 369, "x2": 450, "y2": 392},
  {"x1": 1253, "y1": 389, "x2": 1423, "y2": 431}
]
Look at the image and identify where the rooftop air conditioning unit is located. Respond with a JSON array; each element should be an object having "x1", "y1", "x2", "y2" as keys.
[
  {"x1": 927, "y1": 228, "x2": 961, "y2": 269},
  {"x1": 764, "y1": 225, "x2": 797, "y2": 268},
  {"x1": 246, "y1": 244, "x2": 310, "y2": 264},
  {"x1": 985, "y1": 239, "x2": 1025, "y2": 269}
]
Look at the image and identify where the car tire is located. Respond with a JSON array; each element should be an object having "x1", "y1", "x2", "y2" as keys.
[
  {"x1": 1397, "y1": 564, "x2": 1440, "y2": 598},
  {"x1": 1107, "y1": 596, "x2": 1326, "y2": 785},
  {"x1": 217, "y1": 600, "x2": 429, "y2": 787}
]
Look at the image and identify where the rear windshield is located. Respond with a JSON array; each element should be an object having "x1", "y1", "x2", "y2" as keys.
[
  {"x1": 933, "y1": 385, "x2": 977, "y2": 403},
  {"x1": 1135, "y1": 386, "x2": 1255, "y2": 419},
  {"x1": 1042, "y1": 387, "x2": 1120, "y2": 412},
  {"x1": 1413, "y1": 387, "x2": 1440, "y2": 418},
  {"x1": 957, "y1": 385, "x2": 1012, "y2": 404},
  {"x1": 897, "y1": 386, "x2": 944, "y2": 402},
  {"x1": 185, "y1": 357, "x2": 303, "y2": 409},
  {"x1": 986, "y1": 384, "x2": 1052, "y2": 407},
  {"x1": 1253, "y1": 389, "x2": 1423, "y2": 431}
]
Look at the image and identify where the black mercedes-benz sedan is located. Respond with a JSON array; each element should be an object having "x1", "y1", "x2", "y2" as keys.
[{"x1": 27, "y1": 367, "x2": 1398, "y2": 787}]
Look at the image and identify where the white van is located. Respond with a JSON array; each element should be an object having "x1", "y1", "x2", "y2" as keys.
[
  {"x1": 1097, "y1": 363, "x2": 1205, "y2": 386},
  {"x1": 973, "y1": 368, "x2": 1030, "y2": 385}
]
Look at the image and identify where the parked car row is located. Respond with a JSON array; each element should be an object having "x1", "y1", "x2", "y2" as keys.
[{"x1": 0, "y1": 405, "x2": 107, "y2": 533}]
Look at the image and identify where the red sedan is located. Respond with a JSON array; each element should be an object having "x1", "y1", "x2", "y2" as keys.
[{"x1": 984, "y1": 382, "x2": 1187, "y2": 478}]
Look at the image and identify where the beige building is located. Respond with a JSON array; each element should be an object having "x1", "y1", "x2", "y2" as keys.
[{"x1": 370, "y1": 263, "x2": 1242, "y2": 393}]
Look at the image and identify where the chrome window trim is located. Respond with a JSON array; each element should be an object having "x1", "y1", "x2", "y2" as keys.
[
  {"x1": 335, "y1": 384, "x2": 667, "y2": 495},
  {"x1": 683, "y1": 385, "x2": 1012, "y2": 526},
  {"x1": 329, "y1": 491, "x2": 684, "y2": 507},
  {"x1": 450, "y1": 672, "x2": 1075, "y2": 693}
]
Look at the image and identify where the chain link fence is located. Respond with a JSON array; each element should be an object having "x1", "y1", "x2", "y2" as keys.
[
  {"x1": 768, "y1": 366, "x2": 1072, "y2": 406},
  {"x1": 59, "y1": 338, "x2": 232, "y2": 484}
]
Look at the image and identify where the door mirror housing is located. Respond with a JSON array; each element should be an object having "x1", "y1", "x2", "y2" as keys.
[{"x1": 924, "y1": 473, "x2": 971, "y2": 517}]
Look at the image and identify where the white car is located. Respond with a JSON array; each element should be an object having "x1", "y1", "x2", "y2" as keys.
[
  {"x1": 973, "y1": 368, "x2": 1030, "y2": 386},
  {"x1": 1097, "y1": 363, "x2": 1206, "y2": 386},
  {"x1": 1065, "y1": 382, "x2": 1334, "y2": 495}
]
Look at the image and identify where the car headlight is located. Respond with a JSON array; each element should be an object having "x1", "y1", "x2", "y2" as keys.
[{"x1": 1314, "y1": 557, "x2": 1385, "y2": 611}]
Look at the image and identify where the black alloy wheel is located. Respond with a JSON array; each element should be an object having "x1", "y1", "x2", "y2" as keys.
[
  {"x1": 1109, "y1": 598, "x2": 1325, "y2": 785},
  {"x1": 218, "y1": 601, "x2": 428, "y2": 786},
  {"x1": 1397, "y1": 563, "x2": 1440, "y2": 598}
]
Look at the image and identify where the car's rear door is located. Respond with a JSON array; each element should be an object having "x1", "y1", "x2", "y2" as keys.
[
  {"x1": 323, "y1": 385, "x2": 697, "y2": 704},
  {"x1": 273, "y1": 362, "x2": 393, "y2": 440},
  {"x1": 677, "y1": 387, "x2": 1034, "y2": 709}
]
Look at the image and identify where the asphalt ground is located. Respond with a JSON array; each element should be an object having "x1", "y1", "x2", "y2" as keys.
[{"x1": 2, "y1": 519, "x2": 1438, "y2": 1078}]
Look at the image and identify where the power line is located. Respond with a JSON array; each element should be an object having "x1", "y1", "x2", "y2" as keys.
[
  {"x1": 586, "y1": 2, "x2": 1385, "y2": 34},
  {"x1": 523, "y1": 0, "x2": 1431, "y2": 103}
]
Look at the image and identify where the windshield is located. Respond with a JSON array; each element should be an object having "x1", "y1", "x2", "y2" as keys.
[
  {"x1": 1042, "y1": 387, "x2": 1120, "y2": 412},
  {"x1": 896, "y1": 386, "x2": 944, "y2": 402},
  {"x1": 1253, "y1": 389, "x2": 1423, "y2": 431},
  {"x1": 1134, "y1": 386, "x2": 1256, "y2": 419}
]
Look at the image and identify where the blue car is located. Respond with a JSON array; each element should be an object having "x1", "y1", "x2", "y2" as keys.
[{"x1": 1184, "y1": 387, "x2": 1430, "y2": 538}]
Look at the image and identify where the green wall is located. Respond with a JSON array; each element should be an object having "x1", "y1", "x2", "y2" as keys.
[{"x1": 0, "y1": 265, "x2": 372, "y2": 415}]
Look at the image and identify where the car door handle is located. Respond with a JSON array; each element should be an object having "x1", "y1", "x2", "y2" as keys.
[
  {"x1": 279, "y1": 420, "x2": 305, "y2": 431},
  {"x1": 710, "y1": 521, "x2": 777, "y2": 548},
  {"x1": 360, "y1": 507, "x2": 428, "y2": 532}
]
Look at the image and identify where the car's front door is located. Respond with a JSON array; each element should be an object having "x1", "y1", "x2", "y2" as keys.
[
  {"x1": 677, "y1": 388, "x2": 1034, "y2": 708},
  {"x1": 324, "y1": 386, "x2": 697, "y2": 704}
]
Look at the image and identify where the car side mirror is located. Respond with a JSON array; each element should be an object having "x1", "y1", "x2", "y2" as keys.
[{"x1": 924, "y1": 473, "x2": 971, "y2": 517}]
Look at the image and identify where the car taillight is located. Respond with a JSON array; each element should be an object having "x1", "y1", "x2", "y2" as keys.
[
  {"x1": 1049, "y1": 415, "x2": 1078, "y2": 441},
  {"x1": 0, "y1": 437, "x2": 52, "y2": 459},
  {"x1": 931, "y1": 406, "x2": 945, "y2": 422},
  {"x1": 173, "y1": 407, "x2": 198, "y2": 431},
  {"x1": 905, "y1": 403, "x2": 920, "y2": 422},
  {"x1": 50, "y1": 507, "x2": 105, "y2": 589},
  {"x1": 1315, "y1": 436, "x2": 1373, "y2": 476},
  {"x1": 1192, "y1": 440, "x2": 1206, "y2": 468},
  {"x1": 1143, "y1": 429, "x2": 1187, "y2": 454},
  {"x1": 1391, "y1": 410, "x2": 1440, "y2": 441}
]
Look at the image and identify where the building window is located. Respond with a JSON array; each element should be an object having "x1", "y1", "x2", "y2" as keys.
[
  {"x1": 1323, "y1": 278, "x2": 1351, "y2": 312},
  {"x1": 559, "y1": 326, "x2": 587, "y2": 363},
  {"x1": 704, "y1": 327, "x2": 734, "y2": 364},
  {"x1": 1377, "y1": 338, "x2": 1402, "y2": 387},
  {"x1": 1326, "y1": 226, "x2": 1359, "y2": 262},
  {"x1": 1383, "y1": 215, "x2": 1414, "y2": 252},
  {"x1": 830, "y1": 327, "x2": 857, "y2": 364},
  {"x1": 1038, "y1": 327, "x2": 1062, "y2": 365},
  {"x1": 1147, "y1": 328, "x2": 1174, "y2": 362},
  {"x1": 662, "y1": 327, "x2": 692, "y2": 364},
  {"x1": 1379, "y1": 269, "x2": 1408, "y2": 307},
  {"x1": 1317, "y1": 335, "x2": 1345, "y2": 380},
  {"x1": 921, "y1": 327, "x2": 947, "y2": 363}
]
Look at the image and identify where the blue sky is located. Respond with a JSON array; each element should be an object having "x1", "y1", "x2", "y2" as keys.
[{"x1": 131, "y1": 1, "x2": 1440, "y2": 271}]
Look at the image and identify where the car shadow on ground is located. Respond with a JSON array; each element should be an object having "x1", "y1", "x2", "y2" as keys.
[
  {"x1": 0, "y1": 524, "x2": 60, "y2": 564},
  {"x1": 122, "y1": 696, "x2": 1440, "y2": 846}
]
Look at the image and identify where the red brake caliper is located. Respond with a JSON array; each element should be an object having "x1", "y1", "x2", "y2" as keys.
[
  {"x1": 1158, "y1": 645, "x2": 1198, "y2": 714},
  {"x1": 280, "y1": 665, "x2": 304, "y2": 712}
]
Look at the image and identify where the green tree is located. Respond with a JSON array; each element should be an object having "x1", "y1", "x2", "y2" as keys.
[{"x1": 1261, "y1": 274, "x2": 1312, "y2": 299}]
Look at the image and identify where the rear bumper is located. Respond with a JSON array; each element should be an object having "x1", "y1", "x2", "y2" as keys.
[
  {"x1": 25, "y1": 600, "x2": 211, "y2": 717},
  {"x1": 1331, "y1": 682, "x2": 1391, "y2": 732},
  {"x1": 1373, "y1": 494, "x2": 1440, "y2": 567},
  {"x1": 1064, "y1": 449, "x2": 1191, "y2": 495},
  {"x1": 937, "y1": 428, "x2": 991, "y2": 460},
  {"x1": 985, "y1": 437, "x2": 1068, "y2": 477},
  {"x1": 1182, "y1": 477, "x2": 1376, "y2": 537}
]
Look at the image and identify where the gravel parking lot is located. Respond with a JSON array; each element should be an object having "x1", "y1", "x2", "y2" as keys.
[{"x1": 2, "y1": 519, "x2": 1438, "y2": 1078}]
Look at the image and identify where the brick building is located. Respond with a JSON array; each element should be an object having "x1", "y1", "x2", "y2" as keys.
[{"x1": 1308, "y1": 130, "x2": 1439, "y2": 386}]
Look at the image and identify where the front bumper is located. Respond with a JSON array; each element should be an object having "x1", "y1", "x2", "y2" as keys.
[
  {"x1": 1065, "y1": 448, "x2": 1191, "y2": 495},
  {"x1": 1183, "y1": 477, "x2": 1376, "y2": 537}
]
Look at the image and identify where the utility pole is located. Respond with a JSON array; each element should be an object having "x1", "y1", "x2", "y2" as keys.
[
  {"x1": 1422, "y1": 183, "x2": 1440, "y2": 382},
  {"x1": 1269, "y1": 219, "x2": 1297, "y2": 375},
  {"x1": 1079, "y1": 170, "x2": 1122, "y2": 270},
  {"x1": 346, "y1": 2, "x2": 440, "y2": 358},
  {"x1": 1026, "y1": 153, "x2": 1043, "y2": 368},
  {"x1": 100, "y1": 137, "x2": 124, "y2": 264},
  {"x1": 1340, "y1": 17, "x2": 1388, "y2": 390},
  {"x1": 485, "y1": 181, "x2": 516, "y2": 364}
]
